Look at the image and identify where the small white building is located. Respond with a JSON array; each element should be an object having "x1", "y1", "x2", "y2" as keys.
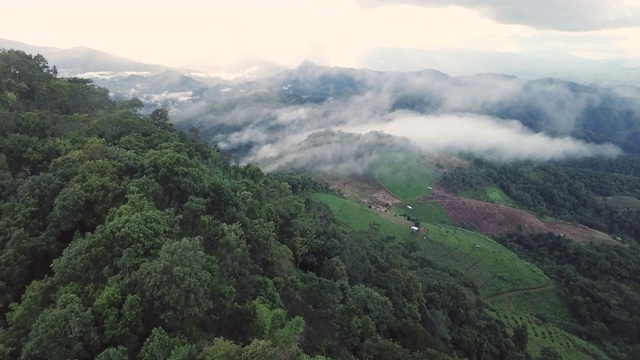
[
  {"x1": 407, "y1": 205, "x2": 413, "y2": 210},
  {"x1": 411, "y1": 226, "x2": 419, "y2": 233}
]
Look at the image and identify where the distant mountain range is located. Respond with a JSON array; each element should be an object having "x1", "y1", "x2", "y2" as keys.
[
  {"x1": 0, "y1": 38, "x2": 286, "y2": 112},
  {"x1": 4, "y1": 38, "x2": 640, "y2": 162},
  {"x1": 176, "y1": 60, "x2": 640, "y2": 166},
  {"x1": 360, "y1": 47, "x2": 640, "y2": 88}
]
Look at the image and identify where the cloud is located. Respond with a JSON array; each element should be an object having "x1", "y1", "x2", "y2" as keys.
[
  {"x1": 176, "y1": 65, "x2": 627, "y2": 176},
  {"x1": 254, "y1": 110, "x2": 621, "y2": 174},
  {"x1": 339, "y1": 112, "x2": 622, "y2": 161},
  {"x1": 357, "y1": 0, "x2": 640, "y2": 31}
]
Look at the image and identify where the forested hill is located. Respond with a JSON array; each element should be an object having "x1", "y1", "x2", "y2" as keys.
[{"x1": 0, "y1": 50, "x2": 534, "y2": 359}]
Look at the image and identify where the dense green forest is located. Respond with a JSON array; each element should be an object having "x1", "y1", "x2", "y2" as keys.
[{"x1": 0, "y1": 50, "x2": 538, "y2": 359}]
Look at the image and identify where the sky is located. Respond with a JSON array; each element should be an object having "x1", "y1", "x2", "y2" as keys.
[{"x1": 3, "y1": 0, "x2": 640, "y2": 71}]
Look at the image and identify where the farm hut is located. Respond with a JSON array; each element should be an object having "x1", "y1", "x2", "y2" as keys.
[
  {"x1": 411, "y1": 226, "x2": 419, "y2": 233},
  {"x1": 407, "y1": 205, "x2": 413, "y2": 210}
]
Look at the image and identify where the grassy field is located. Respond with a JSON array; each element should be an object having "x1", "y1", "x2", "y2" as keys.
[
  {"x1": 311, "y1": 193, "x2": 416, "y2": 241},
  {"x1": 392, "y1": 201, "x2": 453, "y2": 225},
  {"x1": 369, "y1": 155, "x2": 441, "y2": 200}
]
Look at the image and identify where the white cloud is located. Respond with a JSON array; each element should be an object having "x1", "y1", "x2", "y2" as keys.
[
  {"x1": 3, "y1": 0, "x2": 640, "y2": 72},
  {"x1": 357, "y1": 0, "x2": 640, "y2": 31},
  {"x1": 338, "y1": 112, "x2": 621, "y2": 161}
]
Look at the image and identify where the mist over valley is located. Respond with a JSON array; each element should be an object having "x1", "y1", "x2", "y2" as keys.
[{"x1": 173, "y1": 61, "x2": 637, "y2": 176}]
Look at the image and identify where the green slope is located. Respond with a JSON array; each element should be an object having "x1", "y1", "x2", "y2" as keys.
[
  {"x1": 369, "y1": 154, "x2": 441, "y2": 200},
  {"x1": 313, "y1": 193, "x2": 549, "y2": 298},
  {"x1": 314, "y1": 192, "x2": 607, "y2": 359},
  {"x1": 392, "y1": 201, "x2": 453, "y2": 225}
]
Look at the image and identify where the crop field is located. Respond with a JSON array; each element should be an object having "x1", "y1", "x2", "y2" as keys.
[
  {"x1": 369, "y1": 155, "x2": 441, "y2": 200},
  {"x1": 313, "y1": 193, "x2": 550, "y2": 297},
  {"x1": 311, "y1": 193, "x2": 416, "y2": 241},
  {"x1": 497, "y1": 312, "x2": 610, "y2": 359},
  {"x1": 423, "y1": 224, "x2": 549, "y2": 297},
  {"x1": 314, "y1": 193, "x2": 549, "y2": 298},
  {"x1": 392, "y1": 201, "x2": 453, "y2": 225}
]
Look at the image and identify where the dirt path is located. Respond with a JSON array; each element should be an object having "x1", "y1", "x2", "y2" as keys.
[{"x1": 485, "y1": 282, "x2": 555, "y2": 302}]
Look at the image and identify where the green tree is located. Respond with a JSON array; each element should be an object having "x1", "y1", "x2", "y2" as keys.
[
  {"x1": 539, "y1": 346, "x2": 562, "y2": 360},
  {"x1": 150, "y1": 108, "x2": 170, "y2": 129},
  {"x1": 96, "y1": 346, "x2": 129, "y2": 360},
  {"x1": 138, "y1": 327, "x2": 183, "y2": 360},
  {"x1": 134, "y1": 237, "x2": 215, "y2": 329},
  {"x1": 21, "y1": 293, "x2": 97, "y2": 360},
  {"x1": 512, "y1": 324, "x2": 528, "y2": 352},
  {"x1": 201, "y1": 338, "x2": 243, "y2": 360},
  {"x1": 51, "y1": 194, "x2": 176, "y2": 286}
]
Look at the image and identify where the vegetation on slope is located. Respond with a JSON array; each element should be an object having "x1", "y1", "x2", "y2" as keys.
[
  {"x1": 442, "y1": 156, "x2": 640, "y2": 357},
  {"x1": 314, "y1": 190, "x2": 612, "y2": 359},
  {"x1": 495, "y1": 233, "x2": 640, "y2": 358},
  {"x1": 0, "y1": 49, "x2": 533, "y2": 359}
]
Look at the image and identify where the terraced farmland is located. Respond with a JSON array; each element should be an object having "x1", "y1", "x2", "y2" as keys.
[
  {"x1": 311, "y1": 192, "x2": 415, "y2": 241},
  {"x1": 392, "y1": 201, "x2": 453, "y2": 225},
  {"x1": 497, "y1": 312, "x2": 610, "y2": 360},
  {"x1": 423, "y1": 224, "x2": 549, "y2": 297}
]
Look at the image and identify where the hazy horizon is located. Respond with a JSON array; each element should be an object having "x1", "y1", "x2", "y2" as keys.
[{"x1": 3, "y1": 1, "x2": 640, "y2": 74}]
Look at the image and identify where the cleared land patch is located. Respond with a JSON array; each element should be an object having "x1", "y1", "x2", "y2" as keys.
[
  {"x1": 319, "y1": 174, "x2": 400, "y2": 212},
  {"x1": 428, "y1": 185, "x2": 621, "y2": 245},
  {"x1": 311, "y1": 193, "x2": 414, "y2": 240},
  {"x1": 392, "y1": 201, "x2": 453, "y2": 225}
]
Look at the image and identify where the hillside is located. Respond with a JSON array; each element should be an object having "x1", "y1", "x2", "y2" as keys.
[
  {"x1": 0, "y1": 49, "x2": 542, "y2": 360},
  {"x1": 0, "y1": 38, "x2": 229, "y2": 113},
  {"x1": 4, "y1": 49, "x2": 640, "y2": 359}
]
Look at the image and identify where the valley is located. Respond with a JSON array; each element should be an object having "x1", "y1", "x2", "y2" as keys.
[{"x1": 2, "y1": 47, "x2": 640, "y2": 359}]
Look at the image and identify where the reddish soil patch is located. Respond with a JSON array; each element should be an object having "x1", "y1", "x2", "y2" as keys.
[
  {"x1": 320, "y1": 174, "x2": 400, "y2": 212},
  {"x1": 427, "y1": 185, "x2": 620, "y2": 245}
]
